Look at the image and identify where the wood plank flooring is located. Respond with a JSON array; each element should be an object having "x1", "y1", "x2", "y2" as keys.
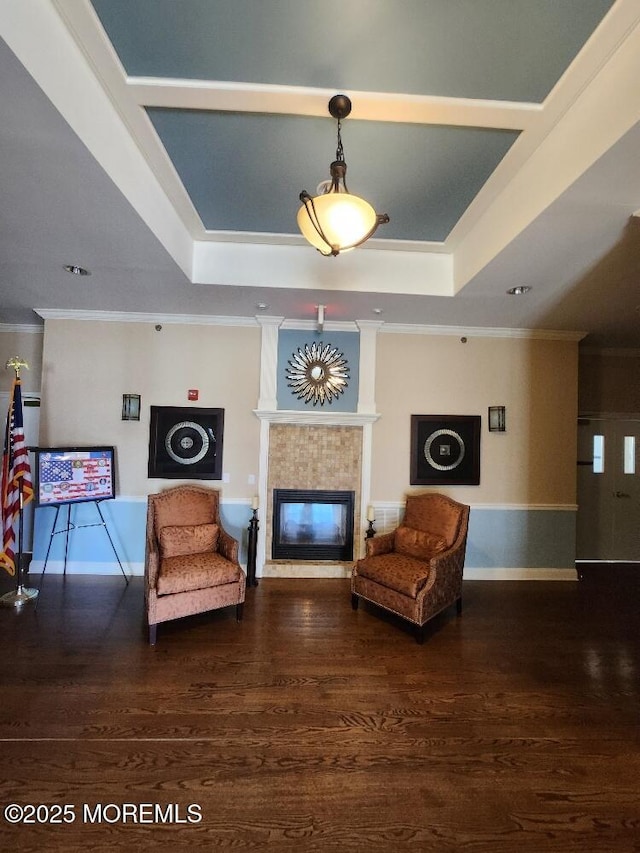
[{"x1": 0, "y1": 571, "x2": 639, "y2": 852}]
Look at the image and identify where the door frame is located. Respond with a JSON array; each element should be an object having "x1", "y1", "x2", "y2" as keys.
[{"x1": 577, "y1": 411, "x2": 640, "y2": 563}]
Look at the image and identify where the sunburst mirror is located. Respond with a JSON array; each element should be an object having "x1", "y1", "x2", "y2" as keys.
[{"x1": 286, "y1": 342, "x2": 350, "y2": 406}]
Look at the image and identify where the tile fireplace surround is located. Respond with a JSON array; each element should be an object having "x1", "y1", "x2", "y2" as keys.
[{"x1": 265, "y1": 424, "x2": 362, "y2": 577}]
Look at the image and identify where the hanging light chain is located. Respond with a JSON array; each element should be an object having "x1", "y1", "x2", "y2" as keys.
[
  {"x1": 331, "y1": 117, "x2": 349, "y2": 193},
  {"x1": 335, "y1": 117, "x2": 345, "y2": 163}
]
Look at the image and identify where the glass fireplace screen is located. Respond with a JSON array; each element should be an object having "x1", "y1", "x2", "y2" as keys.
[{"x1": 272, "y1": 489, "x2": 355, "y2": 561}]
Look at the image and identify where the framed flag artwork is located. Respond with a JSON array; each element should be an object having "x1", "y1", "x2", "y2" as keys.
[
  {"x1": 148, "y1": 406, "x2": 224, "y2": 479},
  {"x1": 410, "y1": 414, "x2": 481, "y2": 486}
]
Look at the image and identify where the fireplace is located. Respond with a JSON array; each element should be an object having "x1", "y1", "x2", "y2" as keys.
[{"x1": 272, "y1": 489, "x2": 355, "y2": 561}]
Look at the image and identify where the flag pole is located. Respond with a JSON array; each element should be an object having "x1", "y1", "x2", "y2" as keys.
[{"x1": 0, "y1": 357, "x2": 38, "y2": 607}]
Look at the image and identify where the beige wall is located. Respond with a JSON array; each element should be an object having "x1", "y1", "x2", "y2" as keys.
[
  {"x1": 579, "y1": 350, "x2": 640, "y2": 414},
  {"x1": 37, "y1": 319, "x2": 580, "y2": 506},
  {"x1": 0, "y1": 327, "x2": 43, "y2": 393},
  {"x1": 40, "y1": 319, "x2": 261, "y2": 497},
  {"x1": 372, "y1": 333, "x2": 579, "y2": 505}
]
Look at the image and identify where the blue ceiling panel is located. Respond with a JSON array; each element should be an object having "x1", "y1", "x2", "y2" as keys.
[
  {"x1": 146, "y1": 108, "x2": 519, "y2": 241},
  {"x1": 92, "y1": 0, "x2": 614, "y2": 103}
]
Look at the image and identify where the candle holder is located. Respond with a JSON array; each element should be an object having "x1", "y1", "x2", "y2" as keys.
[{"x1": 246, "y1": 508, "x2": 259, "y2": 587}]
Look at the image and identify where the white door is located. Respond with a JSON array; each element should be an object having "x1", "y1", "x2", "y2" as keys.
[{"x1": 576, "y1": 417, "x2": 640, "y2": 560}]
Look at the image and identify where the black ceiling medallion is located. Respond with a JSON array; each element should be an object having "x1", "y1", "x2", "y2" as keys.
[{"x1": 286, "y1": 341, "x2": 349, "y2": 406}]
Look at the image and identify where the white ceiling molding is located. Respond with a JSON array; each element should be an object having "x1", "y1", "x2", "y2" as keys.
[
  {"x1": 1, "y1": 0, "x2": 196, "y2": 274},
  {"x1": 380, "y1": 324, "x2": 586, "y2": 341},
  {"x1": 0, "y1": 323, "x2": 44, "y2": 334},
  {"x1": 197, "y1": 229, "x2": 447, "y2": 253},
  {"x1": 9, "y1": 0, "x2": 636, "y2": 309},
  {"x1": 191, "y1": 240, "x2": 454, "y2": 296},
  {"x1": 128, "y1": 78, "x2": 540, "y2": 132},
  {"x1": 451, "y1": 0, "x2": 640, "y2": 292},
  {"x1": 34, "y1": 309, "x2": 258, "y2": 327},
  {"x1": 0, "y1": 0, "x2": 634, "y2": 346}
]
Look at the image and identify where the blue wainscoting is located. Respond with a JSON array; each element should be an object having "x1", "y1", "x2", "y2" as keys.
[
  {"x1": 465, "y1": 506, "x2": 577, "y2": 577},
  {"x1": 30, "y1": 497, "x2": 253, "y2": 575},
  {"x1": 30, "y1": 499, "x2": 576, "y2": 579},
  {"x1": 370, "y1": 502, "x2": 577, "y2": 580}
]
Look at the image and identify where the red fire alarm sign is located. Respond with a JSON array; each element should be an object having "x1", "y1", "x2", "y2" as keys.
[{"x1": 188, "y1": 389, "x2": 199, "y2": 401}]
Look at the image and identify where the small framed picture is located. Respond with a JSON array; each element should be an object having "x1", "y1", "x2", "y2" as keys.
[
  {"x1": 148, "y1": 406, "x2": 224, "y2": 479},
  {"x1": 410, "y1": 414, "x2": 480, "y2": 486}
]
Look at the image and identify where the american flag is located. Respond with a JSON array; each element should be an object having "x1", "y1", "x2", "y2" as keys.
[
  {"x1": 1, "y1": 377, "x2": 33, "y2": 576},
  {"x1": 40, "y1": 459, "x2": 73, "y2": 484}
]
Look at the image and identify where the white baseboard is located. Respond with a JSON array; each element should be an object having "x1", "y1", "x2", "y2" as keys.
[
  {"x1": 260, "y1": 562, "x2": 353, "y2": 579},
  {"x1": 27, "y1": 562, "x2": 577, "y2": 581},
  {"x1": 28, "y1": 560, "x2": 144, "y2": 576},
  {"x1": 464, "y1": 567, "x2": 577, "y2": 581},
  {"x1": 259, "y1": 566, "x2": 577, "y2": 580}
]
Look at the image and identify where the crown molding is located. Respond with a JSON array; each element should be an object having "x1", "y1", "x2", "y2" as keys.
[
  {"x1": 379, "y1": 323, "x2": 586, "y2": 341},
  {"x1": 34, "y1": 308, "x2": 258, "y2": 327},
  {"x1": 33, "y1": 309, "x2": 587, "y2": 341},
  {"x1": 0, "y1": 323, "x2": 44, "y2": 334}
]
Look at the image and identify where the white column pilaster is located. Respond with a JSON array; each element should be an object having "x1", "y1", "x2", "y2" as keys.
[
  {"x1": 256, "y1": 316, "x2": 284, "y2": 411},
  {"x1": 356, "y1": 320, "x2": 383, "y2": 415}
]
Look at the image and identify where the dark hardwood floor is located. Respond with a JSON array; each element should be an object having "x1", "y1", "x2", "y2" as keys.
[{"x1": 0, "y1": 569, "x2": 639, "y2": 852}]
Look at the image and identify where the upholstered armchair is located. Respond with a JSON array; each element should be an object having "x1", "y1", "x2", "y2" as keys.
[
  {"x1": 145, "y1": 485, "x2": 246, "y2": 645},
  {"x1": 351, "y1": 493, "x2": 470, "y2": 642}
]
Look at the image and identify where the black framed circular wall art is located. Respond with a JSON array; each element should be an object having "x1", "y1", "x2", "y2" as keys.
[
  {"x1": 410, "y1": 414, "x2": 480, "y2": 486},
  {"x1": 148, "y1": 406, "x2": 224, "y2": 479}
]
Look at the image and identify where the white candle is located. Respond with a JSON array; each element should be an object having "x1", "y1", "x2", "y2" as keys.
[
  {"x1": 251, "y1": 495, "x2": 259, "y2": 511},
  {"x1": 366, "y1": 504, "x2": 375, "y2": 522}
]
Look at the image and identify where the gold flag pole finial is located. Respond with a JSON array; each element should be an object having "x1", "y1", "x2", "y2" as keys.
[{"x1": 5, "y1": 357, "x2": 29, "y2": 379}]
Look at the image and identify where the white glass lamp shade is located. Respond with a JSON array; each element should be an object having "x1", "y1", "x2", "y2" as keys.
[{"x1": 298, "y1": 191, "x2": 380, "y2": 256}]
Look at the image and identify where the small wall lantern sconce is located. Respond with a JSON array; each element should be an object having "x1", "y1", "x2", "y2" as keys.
[
  {"x1": 488, "y1": 406, "x2": 506, "y2": 432},
  {"x1": 122, "y1": 393, "x2": 141, "y2": 421}
]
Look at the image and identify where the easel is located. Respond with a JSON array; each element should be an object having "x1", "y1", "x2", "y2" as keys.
[{"x1": 37, "y1": 499, "x2": 129, "y2": 603}]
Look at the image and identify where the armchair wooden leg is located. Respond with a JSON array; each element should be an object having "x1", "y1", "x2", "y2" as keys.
[
  {"x1": 148, "y1": 623, "x2": 157, "y2": 645},
  {"x1": 456, "y1": 596, "x2": 462, "y2": 616},
  {"x1": 236, "y1": 602, "x2": 244, "y2": 622},
  {"x1": 351, "y1": 593, "x2": 359, "y2": 611}
]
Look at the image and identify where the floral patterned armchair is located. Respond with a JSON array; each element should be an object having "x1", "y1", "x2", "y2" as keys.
[
  {"x1": 145, "y1": 485, "x2": 246, "y2": 644},
  {"x1": 351, "y1": 493, "x2": 470, "y2": 642}
]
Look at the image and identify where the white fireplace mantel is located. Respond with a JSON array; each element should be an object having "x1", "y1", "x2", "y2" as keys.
[{"x1": 254, "y1": 409, "x2": 380, "y2": 427}]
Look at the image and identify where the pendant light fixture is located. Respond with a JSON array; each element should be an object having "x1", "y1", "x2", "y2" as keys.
[{"x1": 297, "y1": 94, "x2": 389, "y2": 257}]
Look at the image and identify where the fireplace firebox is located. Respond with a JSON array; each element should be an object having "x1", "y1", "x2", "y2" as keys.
[{"x1": 272, "y1": 489, "x2": 355, "y2": 561}]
